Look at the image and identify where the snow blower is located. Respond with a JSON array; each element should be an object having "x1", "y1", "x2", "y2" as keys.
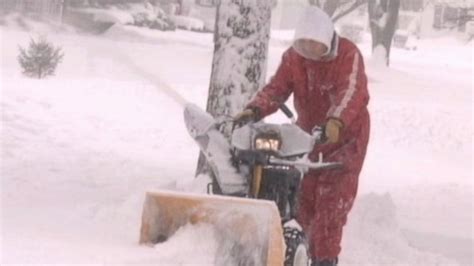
[{"x1": 139, "y1": 103, "x2": 341, "y2": 265}]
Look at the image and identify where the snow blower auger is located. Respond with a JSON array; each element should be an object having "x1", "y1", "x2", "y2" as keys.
[
  {"x1": 139, "y1": 103, "x2": 342, "y2": 266},
  {"x1": 139, "y1": 190, "x2": 284, "y2": 265}
]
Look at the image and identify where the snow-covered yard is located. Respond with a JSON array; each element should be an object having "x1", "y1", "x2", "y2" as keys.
[{"x1": 1, "y1": 19, "x2": 472, "y2": 265}]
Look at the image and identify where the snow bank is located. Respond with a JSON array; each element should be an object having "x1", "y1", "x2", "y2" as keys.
[
  {"x1": 370, "y1": 45, "x2": 388, "y2": 67},
  {"x1": 342, "y1": 193, "x2": 460, "y2": 265},
  {"x1": 170, "y1": 15, "x2": 205, "y2": 31}
]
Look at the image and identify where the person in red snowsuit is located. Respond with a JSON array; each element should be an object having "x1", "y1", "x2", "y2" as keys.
[{"x1": 235, "y1": 7, "x2": 370, "y2": 266}]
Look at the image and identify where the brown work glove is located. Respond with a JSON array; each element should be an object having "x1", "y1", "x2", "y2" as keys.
[
  {"x1": 325, "y1": 118, "x2": 344, "y2": 144},
  {"x1": 234, "y1": 108, "x2": 259, "y2": 124},
  {"x1": 234, "y1": 106, "x2": 261, "y2": 125}
]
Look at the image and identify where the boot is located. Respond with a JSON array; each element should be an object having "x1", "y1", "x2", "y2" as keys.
[{"x1": 311, "y1": 257, "x2": 338, "y2": 266}]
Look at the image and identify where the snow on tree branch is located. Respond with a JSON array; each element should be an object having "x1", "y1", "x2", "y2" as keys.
[{"x1": 332, "y1": 0, "x2": 368, "y2": 22}]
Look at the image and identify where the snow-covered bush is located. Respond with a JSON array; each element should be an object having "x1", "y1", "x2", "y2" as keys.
[
  {"x1": 18, "y1": 37, "x2": 64, "y2": 79},
  {"x1": 130, "y1": 11, "x2": 175, "y2": 31},
  {"x1": 170, "y1": 15, "x2": 205, "y2": 32},
  {"x1": 125, "y1": 3, "x2": 176, "y2": 31},
  {"x1": 149, "y1": 17, "x2": 176, "y2": 31},
  {"x1": 132, "y1": 12, "x2": 154, "y2": 27}
]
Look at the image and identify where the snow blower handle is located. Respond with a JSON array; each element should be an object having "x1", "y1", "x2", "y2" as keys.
[
  {"x1": 231, "y1": 108, "x2": 257, "y2": 130},
  {"x1": 279, "y1": 104, "x2": 296, "y2": 124},
  {"x1": 312, "y1": 125, "x2": 328, "y2": 145}
]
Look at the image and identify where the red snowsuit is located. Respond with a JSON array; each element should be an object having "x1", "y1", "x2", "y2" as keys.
[{"x1": 247, "y1": 37, "x2": 370, "y2": 259}]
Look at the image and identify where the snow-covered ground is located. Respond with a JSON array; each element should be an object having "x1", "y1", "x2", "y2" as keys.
[{"x1": 1, "y1": 18, "x2": 472, "y2": 266}]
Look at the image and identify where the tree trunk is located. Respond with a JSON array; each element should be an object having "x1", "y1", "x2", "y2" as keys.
[
  {"x1": 368, "y1": 0, "x2": 400, "y2": 66},
  {"x1": 195, "y1": 0, "x2": 272, "y2": 177},
  {"x1": 320, "y1": 0, "x2": 340, "y2": 17},
  {"x1": 308, "y1": 0, "x2": 341, "y2": 17}
]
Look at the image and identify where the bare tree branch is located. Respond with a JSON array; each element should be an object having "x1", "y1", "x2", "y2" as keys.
[{"x1": 332, "y1": 0, "x2": 367, "y2": 22}]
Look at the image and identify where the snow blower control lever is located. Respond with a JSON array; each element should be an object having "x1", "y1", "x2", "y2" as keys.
[{"x1": 279, "y1": 104, "x2": 296, "y2": 124}]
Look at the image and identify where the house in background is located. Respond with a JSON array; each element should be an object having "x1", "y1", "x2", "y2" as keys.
[
  {"x1": 433, "y1": 1, "x2": 473, "y2": 31},
  {"x1": 415, "y1": 0, "x2": 473, "y2": 38},
  {"x1": 1, "y1": 0, "x2": 65, "y2": 22}
]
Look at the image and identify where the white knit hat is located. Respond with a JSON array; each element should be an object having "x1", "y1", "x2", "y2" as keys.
[{"x1": 293, "y1": 6, "x2": 335, "y2": 59}]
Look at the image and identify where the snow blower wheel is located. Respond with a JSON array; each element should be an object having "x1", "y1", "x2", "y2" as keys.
[{"x1": 284, "y1": 227, "x2": 309, "y2": 266}]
